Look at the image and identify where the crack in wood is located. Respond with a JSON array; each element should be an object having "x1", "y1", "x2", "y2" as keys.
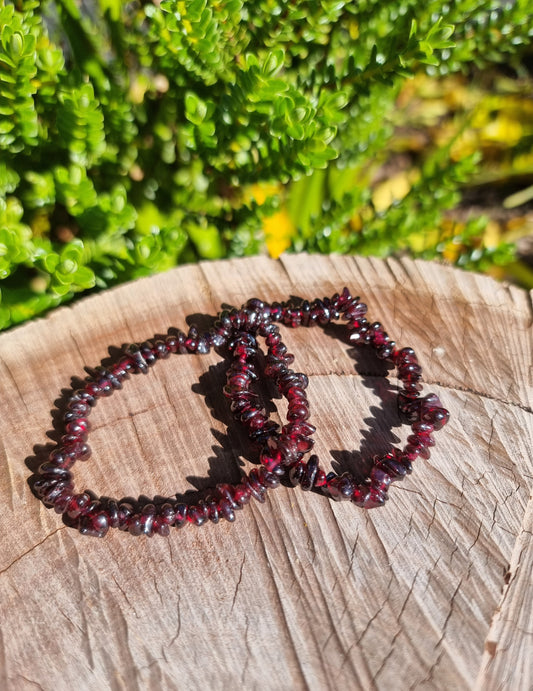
[
  {"x1": 0, "y1": 526, "x2": 65, "y2": 575},
  {"x1": 231, "y1": 552, "x2": 246, "y2": 613}
]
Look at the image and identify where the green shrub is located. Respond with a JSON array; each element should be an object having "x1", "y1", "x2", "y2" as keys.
[{"x1": 0, "y1": 0, "x2": 532, "y2": 329}]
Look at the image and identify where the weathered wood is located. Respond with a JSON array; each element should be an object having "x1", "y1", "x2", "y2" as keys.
[{"x1": 0, "y1": 254, "x2": 531, "y2": 690}]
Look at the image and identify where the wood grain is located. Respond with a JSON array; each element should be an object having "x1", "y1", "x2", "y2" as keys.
[{"x1": 0, "y1": 254, "x2": 531, "y2": 690}]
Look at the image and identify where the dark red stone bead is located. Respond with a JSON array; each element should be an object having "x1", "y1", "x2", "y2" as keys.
[
  {"x1": 337, "y1": 287, "x2": 353, "y2": 309},
  {"x1": 174, "y1": 504, "x2": 188, "y2": 528},
  {"x1": 284, "y1": 309, "x2": 302, "y2": 328},
  {"x1": 258, "y1": 467, "x2": 280, "y2": 489},
  {"x1": 33, "y1": 477, "x2": 60, "y2": 498},
  {"x1": 208, "y1": 328, "x2": 226, "y2": 348},
  {"x1": 394, "y1": 347, "x2": 418, "y2": 366},
  {"x1": 196, "y1": 337, "x2": 210, "y2": 354},
  {"x1": 286, "y1": 385, "x2": 307, "y2": 400},
  {"x1": 127, "y1": 515, "x2": 143, "y2": 536},
  {"x1": 348, "y1": 321, "x2": 370, "y2": 344},
  {"x1": 62, "y1": 429, "x2": 88, "y2": 445},
  {"x1": 351, "y1": 484, "x2": 371, "y2": 506},
  {"x1": 407, "y1": 433, "x2": 435, "y2": 448},
  {"x1": 422, "y1": 406, "x2": 450, "y2": 430},
  {"x1": 84, "y1": 381, "x2": 102, "y2": 398},
  {"x1": 398, "y1": 454, "x2": 414, "y2": 472},
  {"x1": 376, "y1": 343, "x2": 396, "y2": 360},
  {"x1": 327, "y1": 473, "x2": 355, "y2": 501},
  {"x1": 420, "y1": 392, "x2": 440, "y2": 407},
  {"x1": 295, "y1": 436, "x2": 314, "y2": 453},
  {"x1": 140, "y1": 503, "x2": 157, "y2": 536},
  {"x1": 259, "y1": 449, "x2": 283, "y2": 474},
  {"x1": 79, "y1": 510, "x2": 109, "y2": 538},
  {"x1": 218, "y1": 498, "x2": 236, "y2": 522},
  {"x1": 300, "y1": 455, "x2": 319, "y2": 491},
  {"x1": 153, "y1": 340, "x2": 170, "y2": 359},
  {"x1": 125, "y1": 344, "x2": 150, "y2": 374},
  {"x1": 264, "y1": 332, "x2": 281, "y2": 348},
  {"x1": 226, "y1": 373, "x2": 251, "y2": 392},
  {"x1": 67, "y1": 492, "x2": 92, "y2": 518},
  {"x1": 40, "y1": 481, "x2": 61, "y2": 504},
  {"x1": 65, "y1": 418, "x2": 90, "y2": 438},
  {"x1": 398, "y1": 392, "x2": 423, "y2": 423},
  {"x1": 375, "y1": 452, "x2": 408, "y2": 482},
  {"x1": 66, "y1": 399, "x2": 91, "y2": 414},
  {"x1": 158, "y1": 503, "x2": 176, "y2": 525},
  {"x1": 63, "y1": 410, "x2": 86, "y2": 424},
  {"x1": 370, "y1": 326, "x2": 390, "y2": 348},
  {"x1": 233, "y1": 484, "x2": 252, "y2": 506},
  {"x1": 117, "y1": 502, "x2": 135, "y2": 530},
  {"x1": 185, "y1": 337, "x2": 198, "y2": 353},
  {"x1": 314, "y1": 469, "x2": 327, "y2": 487},
  {"x1": 240, "y1": 408, "x2": 267, "y2": 430},
  {"x1": 165, "y1": 331, "x2": 186, "y2": 354},
  {"x1": 203, "y1": 496, "x2": 220, "y2": 523},
  {"x1": 404, "y1": 440, "x2": 431, "y2": 460},
  {"x1": 37, "y1": 462, "x2": 72, "y2": 482},
  {"x1": 288, "y1": 462, "x2": 305, "y2": 487},
  {"x1": 403, "y1": 381, "x2": 424, "y2": 394},
  {"x1": 70, "y1": 388, "x2": 97, "y2": 407},
  {"x1": 137, "y1": 345, "x2": 155, "y2": 367},
  {"x1": 398, "y1": 362, "x2": 422, "y2": 379},
  {"x1": 412, "y1": 422, "x2": 434, "y2": 433},
  {"x1": 110, "y1": 360, "x2": 131, "y2": 381},
  {"x1": 249, "y1": 420, "x2": 280, "y2": 445},
  {"x1": 229, "y1": 309, "x2": 247, "y2": 330},
  {"x1": 48, "y1": 447, "x2": 77, "y2": 469},
  {"x1": 284, "y1": 420, "x2": 316, "y2": 436},
  {"x1": 370, "y1": 467, "x2": 391, "y2": 493},
  {"x1": 344, "y1": 300, "x2": 367, "y2": 320},
  {"x1": 287, "y1": 403, "x2": 310, "y2": 421},
  {"x1": 153, "y1": 520, "x2": 170, "y2": 536},
  {"x1": 99, "y1": 374, "x2": 120, "y2": 393},
  {"x1": 276, "y1": 436, "x2": 300, "y2": 465},
  {"x1": 70, "y1": 442, "x2": 91, "y2": 462},
  {"x1": 229, "y1": 396, "x2": 255, "y2": 415},
  {"x1": 42, "y1": 481, "x2": 74, "y2": 507},
  {"x1": 188, "y1": 503, "x2": 209, "y2": 526},
  {"x1": 362, "y1": 487, "x2": 388, "y2": 508},
  {"x1": 216, "y1": 484, "x2": 239, "y2": 510},
  {"x1": 53, "y1": 488, "x2": 74, "y2": 514},
  {"x1": 104, "y1": 500, "x2": 120, "y2": 528},
  {"x1": 242, "y1": 475, "x2": 266, "y2": 503}
]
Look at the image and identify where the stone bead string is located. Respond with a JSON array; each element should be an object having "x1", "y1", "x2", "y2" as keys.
[{"x1": 33, "y1": 288, "x2": 449, "y2": 537}]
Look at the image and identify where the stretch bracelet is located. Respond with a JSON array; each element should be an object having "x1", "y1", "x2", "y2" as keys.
[
  {"x1": 33, "y1": 288, "x2": 449, "y2": 537},
  {"x1": 225, "y1": 293, "x2": 449, "y2": 507}
]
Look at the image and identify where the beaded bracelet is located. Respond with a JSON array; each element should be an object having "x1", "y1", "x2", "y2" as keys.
[
  {"x1": 224, "y1": 293, "x2": 449, "y2": 507},
  {"x1": 33, "y1": 288, "x2": 449, "y2": 537}
]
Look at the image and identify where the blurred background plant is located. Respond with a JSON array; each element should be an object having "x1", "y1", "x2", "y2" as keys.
[{"x1": 0, "y1": 0, "x2": 532, "y2": 330}]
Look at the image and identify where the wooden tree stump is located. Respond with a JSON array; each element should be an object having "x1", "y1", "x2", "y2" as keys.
[{"x1": 0, "y1": 254, "x2": 531, "y2": 690}]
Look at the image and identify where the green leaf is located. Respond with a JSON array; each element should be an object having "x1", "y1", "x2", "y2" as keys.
[{"x1": 262, "y1": 49, "x2": 285, "y2": 77}]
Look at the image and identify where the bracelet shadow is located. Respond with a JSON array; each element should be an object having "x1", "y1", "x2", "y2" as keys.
[{"x1": 321, "y1": 322, "x2": 401, "y2": 483}]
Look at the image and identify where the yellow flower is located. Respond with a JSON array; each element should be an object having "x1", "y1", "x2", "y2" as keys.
[{"x1": 264, "y1": 209, "x2": 295, "y2": 258}]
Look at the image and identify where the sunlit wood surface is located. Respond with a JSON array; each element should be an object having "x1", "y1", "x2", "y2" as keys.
[{"x1": 0, "y1": 254, "x2": 531, "y2": 690}]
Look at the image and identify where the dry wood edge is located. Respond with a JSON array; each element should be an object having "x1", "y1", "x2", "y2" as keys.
[{"x1": 0, "y1": 254, "x2": 531, "y2": 690}]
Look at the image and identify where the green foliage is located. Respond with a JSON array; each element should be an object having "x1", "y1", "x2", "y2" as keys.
[{"x1": 0, "y1": 0, "x2": 532, "y2": 329}]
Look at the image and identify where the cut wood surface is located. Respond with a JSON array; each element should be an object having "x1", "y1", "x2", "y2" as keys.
[{"x1": 0, "y1": 253, "x2": 531, "y2": 691}]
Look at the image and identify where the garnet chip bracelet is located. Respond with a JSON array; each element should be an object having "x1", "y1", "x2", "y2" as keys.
[{"x1": 32, "y1": 288, "x2": 449, "y2": 537}]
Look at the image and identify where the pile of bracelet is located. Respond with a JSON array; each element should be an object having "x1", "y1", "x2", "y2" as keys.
[{"x1": 33, "y1": 288, "x2": 449, "y2": 537}]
